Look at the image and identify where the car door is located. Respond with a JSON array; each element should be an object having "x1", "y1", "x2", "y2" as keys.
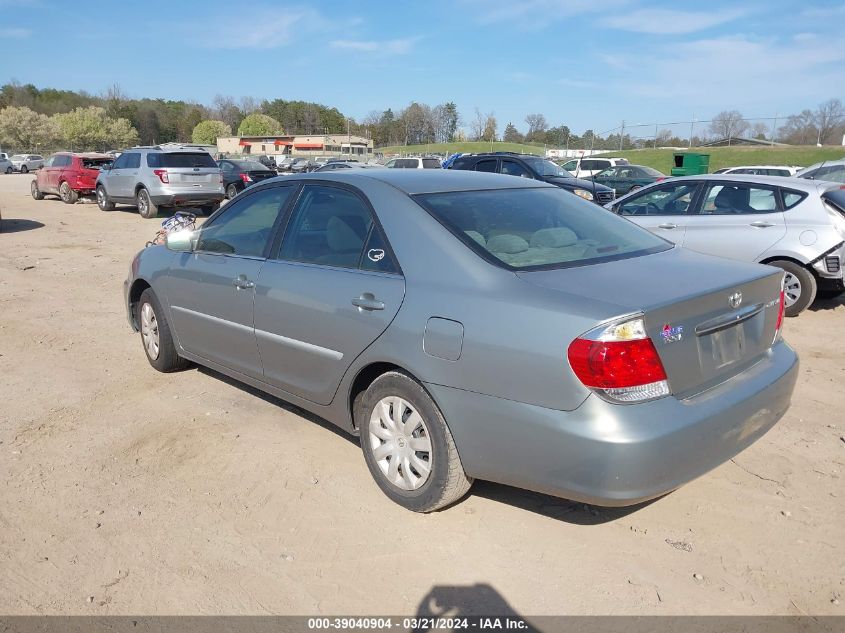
[
  {"x1": 52, "y1": 155, "x2": 72, "y2": 191},
  {"x1": 253, "y1": 183, "x2": 405, "y2": 405},
  {"x1": 500, "y1": 159, "x2": 534, "y2": 179},
  {"x1": 595, "y1": 166, "x2": 621, "y2": 192},
  {"x1": 38, "y1": 156, "x2": 57, "y2": 192},
  {"x1": 681, "y1": 181, "x2": 787, "y2": 262},
  {"x1": 615, "y1": 181, "x2": 701, "y2": 244},
  {"x1": 105, "y1": 152, "x2": 130, "y2": 199},
  {"x1": 165, "y1": 185, "x2": 296, "y2": 379}
]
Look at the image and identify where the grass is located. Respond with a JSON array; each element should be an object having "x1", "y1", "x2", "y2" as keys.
[
  {"x1": 377, "y1": 141, "x2": 546, "y2": 156},
  {"x1": 376, "y1": 142, "x2": 845, "y2": 172},
  {"x1": 593, "y1": 146, "x2": 845, "y2": 173}
]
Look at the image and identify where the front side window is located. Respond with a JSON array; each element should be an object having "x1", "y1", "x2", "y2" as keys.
[
  {"x1": 197, "y1": 186, "x2": 293, "y2": 257},
  {"x1": 474, "y1": 159, "x2": 497, "y2": 173},
  {"x1": 43, "y1": 156, "x2": 56, "y2": 168},
  {"x1": 501, "y1": 160, "x2": 532, "y2": 178},
  {"x1": 815, "y1": 165, "x2": 845, "y2": 184},
  {"x1": 561, "y1": 160, "x2": 577, "y2": 171},
  {"x1": 112, "y1": 153, "x2": 129, "y2": 169},
  {"x1": 124, "y1": 153, "x2": 141, "y2": 169},
  {"x1": 700, "y1": 184, "x2": 778, "y2": 214},
  {"x1": 279, "y1": 185, "x2": 375, "y2": 269},
  {"x1": 617, "y1": 182, "x2": 698, "y2": 216},
  {"x1": 417, "y1": 187, "x2": 670, "y2": 271}
]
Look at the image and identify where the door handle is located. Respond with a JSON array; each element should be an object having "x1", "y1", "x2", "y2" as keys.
[
  {"x1": 749, "y1": 221, "x2": 774, "y2": 228},
  {"x1": 232, "y1": 275, "x2": 255, "y2": 290},
  {"x1": 657, "y1": 223, "x2": 678, "y2": 229},
  {"x1": 351, "y1": 293, "x2": 385, "y2": 311}
]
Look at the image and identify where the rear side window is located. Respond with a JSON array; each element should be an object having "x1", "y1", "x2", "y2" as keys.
[
  {"x1": 701, "y1": 184, "x2": 778, "y2": 214},
  {"x1": 422, "y1": 158, "x2": 441, "y2": 169},
  {"x1": 395, "y1": 158, "x2": 419, "y2": 168},
  {"x1": 474, "y1": 159, "x2": 497, "y2": 173},
  {"x1": 158, "y1": 152, "x2": 217, "y2": 168},
  {"x1": 279, "y1": 185, "x2": 375, "y2": 269},
  {"x1": 781, "y1": 190, "x2": 807, "y2": 209},
  {"x1": 417, "y1": 187, "x2": 669, "y2": 271},
  {"x1": 450, "y1": 157, "x2": 471, "y2": 170}
]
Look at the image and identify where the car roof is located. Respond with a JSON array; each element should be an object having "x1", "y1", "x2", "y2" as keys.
[
  {"x1": 801, "y1": 158, "x2": 845, "y2": 170},
  {"x1": 720, "y1": 165, "x2": 797, "y2": 170},
  {"x1": 636, "y1": 173, "x2": 829, "y2": 192},
  {"x1": 280, "y1": 169, "x2": 556, "y2": 194}
]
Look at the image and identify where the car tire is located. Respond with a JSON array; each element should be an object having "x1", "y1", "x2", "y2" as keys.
[
  {"x1": 96, "y1": 185, "x2": 115, "y2": 211},
  {"x1": 4, "y1": 166, "x2": 11, "y2": 174},
  {"x1": 136, "y1": 187, "x2": 158, "y2": 219},
  {"x1": 137, "y1": 288, "x2": 189, "y2": 373},
  {"x1": 59, "y1": 181, "x2": 78, "y2": 204},
  {"x1": 769, "y1": 260, "x2": 817, "y2": 317},
  {"x1": 20, "y1": 165, "x2": 28, "y2": 174},
  {"x1": 199, "y1": 203, "x2": 220, "y2": 216},
  {"x1": 357, "y1": 371, "x2": 472, "y2": 512},
  {"x1": 226, "y1": 183, "x2": 239, "y2": 200},
  {"x1": 30, "y1": 180, "x2": 44, "y2": 200}
]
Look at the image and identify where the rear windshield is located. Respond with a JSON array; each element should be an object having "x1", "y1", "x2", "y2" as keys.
[
  {"x1": 152, "y1": 152, "x2": 217, "y2": 168},
  {"x1": 82, "y1": 157, "x2": 112, "y2": 169},
  {"x1": 234, "y1": 161, "x2": 269, "y2": 171},
  {"x1": 640, "y1": 166, "x2": 664, "y2": 177},
  {"x1": 416, "y1": 187, "x2": 670, "y2": 271}
]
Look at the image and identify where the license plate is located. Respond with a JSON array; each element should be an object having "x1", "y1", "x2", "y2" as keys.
[{"x1": 711, "y1": 325, "x2": 746, "y2": 368}]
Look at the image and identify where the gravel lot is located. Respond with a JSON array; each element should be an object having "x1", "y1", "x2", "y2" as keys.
[{"x1": 0, "y1": 172, "x2": 843, "y2": 616}]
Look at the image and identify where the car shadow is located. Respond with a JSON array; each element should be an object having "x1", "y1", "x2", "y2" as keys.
[
  {"x1": 414, "y1": 583, "x2": 539, "y2": 629},
  {"x1": 809, "y1": 293, "x2": 844, "y2": 312},
  {"x1": 0, "y1": 218, "x2": 45, "y2": 233},
  {"x1": 194, "y1": 365, "x2": 659, "y2": 523}
]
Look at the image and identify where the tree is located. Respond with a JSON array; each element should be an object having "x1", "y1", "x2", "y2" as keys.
[
  {"x1": 545, "y1": 125, "x2": 570, "y2": 147},
  {"x1": 813, "y1": 98, "x2": 844, "y2": 144},
  {"x1": 525, "y1": 113, "x2": 548, "y2": 143},
  {"x1": 483, "y1": 113, "x2": 497, "y2": 142},
  {"x1": 53, "y1": 106, "x2": 138, "y2": 150},
  {"x1": 470, "y1": 107, "x2": 486, "y2": 141},
  {"x1": 442, "y1": 102, "x2": 459, "y2": 142},
  {"x1": 237, "y1": 112, "x2": 282, "y2": 136},
  {"x1": 212, "y1": 95, "x2": 244, "y2": 130},
  {"x1": 708, "y1": 110, "x2": 749, "y2": 139},
  {"x1": 750, "y1": 122, "x2": 769, "y2": 140},
  {"x1": 503, "y1": 122, "x2": 523, "y2": 143},
  {"x1": 779, "y1": 109, "x2": 816, "y2": 145},
  {"x1": 192, "y1": 119, "x2": 232, "y2": 145},
  {"x1": 0, "y1": 106, "x2": 57, "y2": 150}
]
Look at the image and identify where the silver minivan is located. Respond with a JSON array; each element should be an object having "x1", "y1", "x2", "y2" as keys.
[
  {"x1": 608, "y1": 174, "x2": 845, "y2": 315},
  {"x1": 96, "y1": 146, "x2": 224, "y2": 218}
]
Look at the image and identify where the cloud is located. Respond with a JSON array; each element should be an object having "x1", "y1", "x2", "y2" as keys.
[
  {"x1": 330, "y1": 37, "x2": 419, "y2": 54},
  {"x1": 0, "y1": 27, "x2": 31, "y2": 39},
  {"x1": 462, "y1": 0, "x2": 628, "y2": 29},
  {"x1": 600, "y1": 8, "x2": 748, "y2": 34}
]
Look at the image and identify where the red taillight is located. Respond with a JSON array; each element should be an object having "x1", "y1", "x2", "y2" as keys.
[
  {"x1": 774, "y1": 287, "x2": 785, "y2": 342},
  {"x1": 655, "y1": 177, "x2": 666, "y2": 182},
  {"x1": 567, "y1": 316, "x2": 670, "y2": 403},
  {"x1": 153, "y1": 169, "x2": 169, "y2": 183},
  {"x1": 239, "y1": 173, "x2": 252, "y2": 183},
  {"x1": 568, "y1": 338, "x2": 667, "y2": 389}
]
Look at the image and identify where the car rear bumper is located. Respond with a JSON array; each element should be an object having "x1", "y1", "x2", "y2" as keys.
[
  {"x1": 150, "y1": 192, "x2": 224, "y2": 207},
  {"x1": 426, "y1": 341, "x2": 798, "y2": 506}
]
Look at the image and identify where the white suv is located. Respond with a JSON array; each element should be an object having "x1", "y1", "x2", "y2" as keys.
[
  {"x1": 10, "y1": 154, "x2": 44, "y2": 173},
  {"x1": 559, "y1": 156, "x2": 628, "y2": 178},
  {"x1": 385, "y1": 157, "x2": 441, "y2": 169}
]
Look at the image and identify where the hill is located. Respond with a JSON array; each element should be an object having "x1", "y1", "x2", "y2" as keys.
[
  {"x1": 593, "y1": 146, "x2": 844, "y2": 173},
  {"x1": 377, "y1": 141, "x2": 546, "y2": 156}
]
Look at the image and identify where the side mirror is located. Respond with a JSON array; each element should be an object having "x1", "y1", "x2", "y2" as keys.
[
  {"x1": 100, "y1": 162, "x2": 113, "y2": 171},
  {"x1": 165, "y1": 229, "x2": 196, "y2": 253}
]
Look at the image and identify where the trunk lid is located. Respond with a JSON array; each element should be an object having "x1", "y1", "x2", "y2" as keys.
[
  {"x1": 158, "y1": 152, "x2": 220, "y2": 191},
  {"x1": 246, "y1": 169, "x2": 276, "y2": 183},
  {"x1": 517, "y1": 248, "x2": 784, "y2": 398}
]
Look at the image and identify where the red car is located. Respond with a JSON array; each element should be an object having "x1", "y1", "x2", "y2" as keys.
[{"x1": 31, "y1": 152, "x2": 113, "y2": 204}]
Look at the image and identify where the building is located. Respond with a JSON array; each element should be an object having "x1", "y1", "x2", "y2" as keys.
[{"x1": 217, "y1": 134, "x2": 373, "y2": 158}]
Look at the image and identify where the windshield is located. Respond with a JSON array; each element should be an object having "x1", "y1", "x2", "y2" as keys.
[
  {"x1": 416, "y1": 187, "x2": 670, "y2": 271},
  {"x1": 522, "y1": 157, "x2": 571, "y2": 178}
]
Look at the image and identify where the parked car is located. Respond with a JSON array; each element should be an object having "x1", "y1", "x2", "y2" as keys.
[
  {"x1": 256, "y1": 155, "x2": 277, "y2": 171},
  {"x1": 124, "y1": 170, "x2": 797, "y2": 512},
  {"x1": 713, "y1": 165, "x2": 801, "y2": 177},
  {"x1": 309, "y1": 157, "x2": 332, "y2": 171},
  {"x1": 796, "y1": 159, "x2": 845, "y2": 184},
  {"x1": 450, "y1": 152, "x2": 615, "y2": 205},
  {"x1": 593, "y1": 164, "x2": 666, "y2": 195},
  {"x1": 30, "y1": 152, "x2": 113, "y2": 203},
  {"x1": 608, "y1": 174, "x2": 845, "y2": 315},
  {"x1": 218, "y1": 159, "x2": 277, "y2": 199},
  {"x1": 275, "y1": 156, "x2": 295, "y2": 172},
  {"x1": 96, "y1": 146, "x2": 224, "y2": 218},
  {"x1": 10, "y1": 154, "x2": 45, "y2": 173},
  {"x1": 559, "y1": 156, "x2": 628, "y2": 179},
  {"x1": 289, "y1": 157, "x2": 314, "y2": 173},
  {"x1": 313, "y1": 162, "x2": 383, "y2": 172},
  {"x1": 0, "y1": 155, "x2": 12, "y2": 174},
  {"x1": 385, "y1": 157, "x2": 441, "y2": 169}
]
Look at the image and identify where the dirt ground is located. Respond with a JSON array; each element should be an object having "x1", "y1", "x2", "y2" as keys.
[{"x1": 0, "y1": 172, "x2": 843, "y2": 617}]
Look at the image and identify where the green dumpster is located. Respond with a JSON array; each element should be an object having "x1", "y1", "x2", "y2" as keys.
[{"x1": 670, "y1": 152, "x2": 710, "y2": 176}]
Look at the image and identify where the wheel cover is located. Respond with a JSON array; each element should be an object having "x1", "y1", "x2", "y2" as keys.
[
  {"x1": 140, "y1": 302, "x2": 160, "y2": 360},
  {"x1": 227, "y1": 185, "x2": 237, "y2": 199},
  {"x1": 368, "y1": 396, "x2": 433, "y2": 491},
  {"x1": 97, "y1": 188, "x2": 106, "y2": 207},
  {"x1": 31, "y1": 181, "x2": 38, "y2": 195},
  {"x1": 60, "y1": 182, "x2": 70, "y2": 200},
  {"x1": 783, "y1": 271, "x2": 801, "y2": 307},
  {"x1": 138, "y1": 191, "x2": 148, "y2": 214}
]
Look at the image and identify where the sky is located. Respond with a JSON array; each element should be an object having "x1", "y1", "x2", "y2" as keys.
[{"x1": 1, "y1": 0, "x2": 844, "y2": 137}]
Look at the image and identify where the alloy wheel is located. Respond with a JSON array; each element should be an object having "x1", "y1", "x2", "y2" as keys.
[
  {"x1": 140, "y1": 302, "x2": 160, "y2": 360},
  {"x1": 368, "y1": 396, "x2": 433, "y2": 491}
]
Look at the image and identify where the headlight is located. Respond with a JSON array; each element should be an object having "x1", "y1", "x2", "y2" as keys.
[{"x1": 573, "y1": 188, "x2": 594, "y2": 201}]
